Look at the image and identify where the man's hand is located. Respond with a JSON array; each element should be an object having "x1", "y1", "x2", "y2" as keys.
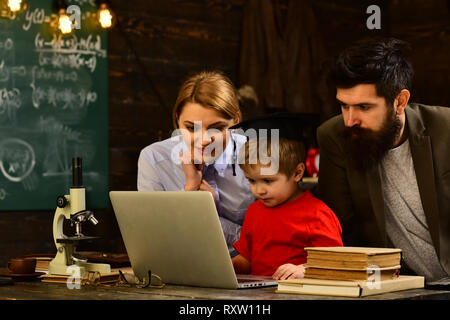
[{"x1": 272, "y1": 264, "x2": 305, "y2": 280}]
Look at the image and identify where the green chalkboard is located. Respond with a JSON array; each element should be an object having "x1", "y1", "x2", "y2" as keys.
[{"x1": 0, "y1": 1, "x2": 109, "y2": 210}]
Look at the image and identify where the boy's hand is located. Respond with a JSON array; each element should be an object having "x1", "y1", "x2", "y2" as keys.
[
  {"x1": 232, "y1": 254, "x2": 251, "y2": 274},
  {"x1": 272, "y1": 264, "x2": 305, "y2": 280}
]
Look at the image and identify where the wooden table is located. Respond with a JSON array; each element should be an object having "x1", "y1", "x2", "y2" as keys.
[
  {"x1": 0, "y1": 278, "x2": 449, "y2": 300},
  {"x1": 1, "y1": 279, "x2": 448, "y2": 319}
]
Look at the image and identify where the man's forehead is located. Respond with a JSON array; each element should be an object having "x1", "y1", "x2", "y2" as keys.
[{"x1": 336, "y1": 84, "x2": 383, "y2": 105}]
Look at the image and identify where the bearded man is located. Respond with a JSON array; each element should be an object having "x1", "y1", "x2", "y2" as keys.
[{"x1": 317, "y1": 37, "x2": 450, "y2": 285}]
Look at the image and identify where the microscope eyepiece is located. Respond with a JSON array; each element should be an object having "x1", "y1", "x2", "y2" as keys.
[{"x1": 72, "y1": 157, "x2": 83, "y2": 187}]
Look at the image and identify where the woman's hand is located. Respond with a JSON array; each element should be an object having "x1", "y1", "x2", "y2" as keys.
[
  {"x1": 199, "y1": 179, "x2": 217, "y2": 202},
  {"x1": 272, "y1": 264, "x2": 305, "y2": 280},
  {"x1": 180, "y1": 152, "x2": 203, "y2": 191}
]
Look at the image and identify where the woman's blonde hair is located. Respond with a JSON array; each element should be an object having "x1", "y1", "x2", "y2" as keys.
[{"x1": 172, "y1": 71, "x2": 241, "y2": 128}]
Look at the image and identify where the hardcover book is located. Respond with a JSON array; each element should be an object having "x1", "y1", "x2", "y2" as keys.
[{"x1": 277, "y1": 275, "x2": 424, "y2": 297}]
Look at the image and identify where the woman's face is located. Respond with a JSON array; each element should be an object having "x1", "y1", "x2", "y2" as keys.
[{"x1": 177, "y1": 102, "x2": 240, "y2": 164}]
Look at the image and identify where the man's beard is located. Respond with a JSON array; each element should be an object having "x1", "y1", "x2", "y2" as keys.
[{"x1": 340, "y1": 110, "x2": 403, "y2": 172}]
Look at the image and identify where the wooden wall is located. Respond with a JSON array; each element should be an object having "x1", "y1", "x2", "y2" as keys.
[
  {"x1": 0, "y1": 0, "x2": 448, "y2": 266},
  {"x1": 312, "y1": 0, "x2": 450, "y2": 107}
]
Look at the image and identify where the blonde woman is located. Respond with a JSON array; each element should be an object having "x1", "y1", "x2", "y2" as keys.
[{"x1": 137, "y1": 71, "x2": 255, "y2": 256}]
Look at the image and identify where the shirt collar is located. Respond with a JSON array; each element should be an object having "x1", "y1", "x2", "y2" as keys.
[{"x1": 206, "y1": 134, "x2": 240, "y2": 177}]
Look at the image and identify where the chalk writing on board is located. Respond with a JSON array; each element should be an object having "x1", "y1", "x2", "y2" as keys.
[
  {"x1": 68, "y1": 0, "x2": 96, "y2": 6},
  {"x1": 30, "y1": 85, "x2": 97, "y2": 109},
  {"x1": 39, "y1": 116, "x2": 80, "y2": 177},
  {"x1": 22, "y1": 5, "x2": 98, "y2": 32},
  {"x1": 38, "y1": 52, "x2": 98, "y2": 72},
  {"x1": 0, "y1": 138, "x2": 36, "y2": 183},
  {"x1": 0, "y1": 38, "x2": 14, "y2": 50},
  {"x1": 0, "y1": 0, "x2": 108, "y2": 210},
  {"x1": 21, "y1": 171, "x2": 38, "y2": 191},
  {"x1": 34, "y1": 33, "x2": 106, "y2": 57},
  {"x1": 0, "y1": 88, "x2": 22, "y2": 124},
  {"x1": 22, "y1": 8, "x2": 57, "y2": 31},
  {"x1": 0, "y1": 188, "x2": 7, "y2": 200},
  {"x1": 38, "y1": 116, "x2": 99, "y2": 182},
  {"x1": 0, "y1": 64, "x2": 27, "y2": 82},
  {"x1": 35, "y1": 33, "x2": 105, "y2": 73},
  {"x1": 31, "y1": 66, "x2": 78, "y2": 83}
]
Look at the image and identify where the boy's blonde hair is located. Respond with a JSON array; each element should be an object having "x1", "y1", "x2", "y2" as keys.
[
  {"x1": 238, "y1": 137, "x2": 306, "y2": 177},
  {"x1": 172, "y1": 71, "x2": 240, "y2": 128}
]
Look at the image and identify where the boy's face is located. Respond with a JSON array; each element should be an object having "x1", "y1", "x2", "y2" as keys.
[{"x1": 244, "y1": 164, "x2": 304, "y2": 208}]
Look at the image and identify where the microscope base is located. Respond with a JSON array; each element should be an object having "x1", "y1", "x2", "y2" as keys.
[
  {"x1": 49, "y1": 247, "x2": 111, "y2": 277},
  {"x1": 48, "y1": 261, "x2": 111, "y2": 277}
]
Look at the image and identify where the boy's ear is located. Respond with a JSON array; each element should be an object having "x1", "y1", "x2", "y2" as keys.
[{"x1": 293, "y1": 162, "x2": 305, "y2": 183}]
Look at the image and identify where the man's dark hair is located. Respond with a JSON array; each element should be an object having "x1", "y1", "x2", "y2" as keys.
[{"x1": 330, "y1": 37, "x2": 414, "y2": 106}]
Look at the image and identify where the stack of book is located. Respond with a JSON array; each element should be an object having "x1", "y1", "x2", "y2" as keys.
[
  {"x1": 277, "y1": 247, "x2": 424, "y2": 297},
  {"x1": 41, "y1": 271, "x2": 121, "y2": 285},
  {"x1": 304, "y1": 247, "x2": 402, "y2": 281},
  {"x1": 30, "y1": 257, "x2": 53, "y2": 272}
]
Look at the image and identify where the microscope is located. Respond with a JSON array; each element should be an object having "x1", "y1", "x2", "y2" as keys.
[{"x1": 48, "y1": 157, "x2": 111, "y2": 277}]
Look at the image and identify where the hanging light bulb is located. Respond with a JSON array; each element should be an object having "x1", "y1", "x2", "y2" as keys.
[
  {"x1": 58, "y1": 8, "x2": 73, "y2": 34},
  {"x1": 7, "y1": 0, "x2": 26, "y2": 13},
  {"x1": 97, "y1": 1, "x2": 114, "y2": 29},
  {"x1": 53, "y1": 0, "x2": 74, "y2": 34}
]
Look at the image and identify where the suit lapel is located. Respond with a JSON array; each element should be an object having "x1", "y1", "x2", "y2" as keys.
[
  {"x1": 366, "y1": 165, "x2": 386, "y2": 245},
  {"x1": 363, "y1": 106, "x2": 441, "y2": 252},
  {"x1": 409, "y1": 135, "x2": 441, "y2": 256},
  {"x1": 406, "y1": 107, "x2": 441, "y2": 255}
]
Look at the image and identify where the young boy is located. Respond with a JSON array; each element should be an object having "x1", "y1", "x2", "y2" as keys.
[{"x1": 230, "y1": 114, "x2": 343, "y2": 280}]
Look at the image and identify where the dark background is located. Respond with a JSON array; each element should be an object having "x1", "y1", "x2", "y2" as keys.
[{"x1": 1, "y1": 0, "x2": 449, "y2": 265}]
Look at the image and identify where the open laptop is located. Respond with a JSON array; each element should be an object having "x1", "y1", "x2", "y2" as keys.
[{"x1": 109, "y1": 191, "x2": 277, "y2": 289}]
